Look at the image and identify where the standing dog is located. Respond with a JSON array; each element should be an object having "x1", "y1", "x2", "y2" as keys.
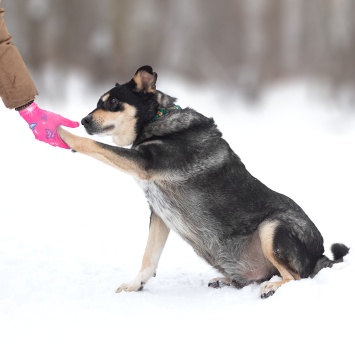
[{"x1": 58, "y1": 66, "x2": 349, "y2": 298}]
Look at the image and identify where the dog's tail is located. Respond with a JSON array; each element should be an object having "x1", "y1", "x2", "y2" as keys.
[{"x1": 310, "y1": 243, "x2": 350, "y2": 278}]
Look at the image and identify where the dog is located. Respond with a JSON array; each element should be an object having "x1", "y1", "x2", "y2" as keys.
[{"x1": 58, "y1": 65, "x2": 350, "y2": 298}]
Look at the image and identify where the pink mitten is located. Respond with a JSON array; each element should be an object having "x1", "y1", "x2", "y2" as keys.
[{"x1": 18, "y1": 102, "x2": 79, "y2": 149}]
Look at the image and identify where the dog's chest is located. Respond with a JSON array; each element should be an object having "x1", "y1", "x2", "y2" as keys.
[{"x1": 137, "y1": 180, "x2": 191, "y2": 236}]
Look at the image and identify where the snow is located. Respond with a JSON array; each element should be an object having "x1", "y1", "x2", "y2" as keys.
[{"x1": 0, "y1": 79, "x2": 354, "y2": 356}]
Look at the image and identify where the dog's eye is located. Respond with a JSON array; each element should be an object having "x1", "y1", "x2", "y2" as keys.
[{"x1": 109, "y1": 97, "x2": 118, "y2": 105}]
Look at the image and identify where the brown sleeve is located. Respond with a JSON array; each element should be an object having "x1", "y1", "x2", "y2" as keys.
[{"x1": 0, "y1": 6, "x2": 38, "y2": 109}]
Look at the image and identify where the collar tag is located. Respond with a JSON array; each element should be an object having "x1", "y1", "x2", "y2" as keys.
[{"x1": 154, "y1": 105, "x2": 181, "y2": 120}]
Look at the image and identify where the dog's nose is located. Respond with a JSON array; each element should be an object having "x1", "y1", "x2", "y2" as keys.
[{"x1": 81, "y1": 115, "x2": 92, "y2": 126}]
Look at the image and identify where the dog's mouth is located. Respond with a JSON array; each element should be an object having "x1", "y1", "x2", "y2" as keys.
[{"x1": 83, "y1": 123, "x2": 115, "y2": 136}]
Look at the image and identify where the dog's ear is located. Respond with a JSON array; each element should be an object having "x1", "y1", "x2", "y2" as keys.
[{"x1": 132, "y1": 65, "x2": 157, "y2": 93}]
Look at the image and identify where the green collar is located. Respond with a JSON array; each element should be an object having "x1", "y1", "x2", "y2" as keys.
[{"x1": 153, "y1": 105, "x2": 182, "y2": 121}]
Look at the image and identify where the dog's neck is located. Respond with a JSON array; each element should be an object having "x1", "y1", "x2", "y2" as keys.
[
  {"x1": 145, "y1": 105, "x2": 182, "y2": 125},
  {"x1": 154, "y1": 105, "x2": 182, "y2": 120}
]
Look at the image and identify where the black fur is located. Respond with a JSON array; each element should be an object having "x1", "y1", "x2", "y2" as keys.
[{"x1": 331, "y1": 243, "x2": 350, "y2": 261}]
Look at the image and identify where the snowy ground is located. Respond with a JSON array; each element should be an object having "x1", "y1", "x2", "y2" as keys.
[{"x1": 0, "y1": 78, "x2": 354, "y2": 356}]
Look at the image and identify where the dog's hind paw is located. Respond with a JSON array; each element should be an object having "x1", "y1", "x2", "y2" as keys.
[
  {"x1": 208, "y1": 277, "x2": 232, "y2": 289},
  {"x1": 116, "y1": 281, "x2": 145, "y2": 293},
  {"x1": 260, "y1": 282, "x2": 278, "y2": 299},
  {"x1": 260, "y1": 289, "x2": 275, "y2": 299}
]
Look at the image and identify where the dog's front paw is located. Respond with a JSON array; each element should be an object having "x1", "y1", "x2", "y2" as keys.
[
  {"x1": 116, "y1": 269, "x2": 156, "y2": 293},
  {"x1": 58, "y1": 126, "x2": 76, "y2": 149},
  {"x1": 58, "y1": 126, "x2": 90, "y2": 152},
  {"x1": 116, "y1": 280, "x2": 145, "y2": 293}
]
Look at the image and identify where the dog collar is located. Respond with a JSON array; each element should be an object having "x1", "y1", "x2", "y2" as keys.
[{"x1": 153, "y1": 105, "x2": 182, "y2": 120}]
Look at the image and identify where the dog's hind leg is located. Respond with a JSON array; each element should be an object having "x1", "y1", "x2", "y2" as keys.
[
  {"x1": 116, "y1": 212, "x2": 169, "y2": 293},
  {"x1": 258, "y1": 221, "x2": 301, "y2": 299}
]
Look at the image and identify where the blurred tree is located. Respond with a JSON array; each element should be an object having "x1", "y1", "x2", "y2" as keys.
[{"x1": 2, "y1": 0, "x2": 355, "y2": 102}]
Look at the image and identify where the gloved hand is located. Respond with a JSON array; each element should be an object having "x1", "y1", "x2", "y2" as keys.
[{"x1": 18, "y1": 102, "x2": 79, "y2": 149}]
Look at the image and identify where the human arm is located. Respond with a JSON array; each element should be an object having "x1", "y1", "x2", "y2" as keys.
[
  {"x1": 0, "y1": 6, "x2": 38, "y2": 109},
  {"x1": 0, "y1": 6, "x2": 79, "y2": 148}
]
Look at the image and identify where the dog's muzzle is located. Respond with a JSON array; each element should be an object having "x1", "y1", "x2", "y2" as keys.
[{"x1": 81, "y1": 114, "x2": 114, "y2": 136}]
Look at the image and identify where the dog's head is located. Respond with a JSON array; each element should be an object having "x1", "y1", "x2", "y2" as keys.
[{"x1": 82, "y1": 66, "x2": 163, "y2": 146}]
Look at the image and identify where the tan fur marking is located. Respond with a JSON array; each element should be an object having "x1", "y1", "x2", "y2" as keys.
[
  {"x1": 133, "y1": 74, "x2": 143, "y2": 91},
  {"x1": 58, "y1": 127, "x2": 149, "y2": 180},
  {"x1": 140, "y1": 213, "x2": 170, "y2": 271},
  {"x1": 259, "y1": 221, "x2": 300, "y2": 296},
  {"x1": 116, "y1": 213, "x2": 170, "y2": 293},
  {"x1": 101, "y1": 93, "x2": 109, "y2": 102},
  {"x1": 133, "y1": 72, "x2": 156, "y2": 93},
  {"x1": 92, "y1": 104, "x2": 137, "y2": 146}
]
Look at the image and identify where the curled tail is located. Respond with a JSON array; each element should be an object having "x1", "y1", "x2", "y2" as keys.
[{"x1": 310, "y1": 243, "x2": 350, "y2": 278}]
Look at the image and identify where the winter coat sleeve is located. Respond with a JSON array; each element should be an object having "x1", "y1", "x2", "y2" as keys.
[{"x1": 0, "y1": 6, "x2": 38, "y2": 109}]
